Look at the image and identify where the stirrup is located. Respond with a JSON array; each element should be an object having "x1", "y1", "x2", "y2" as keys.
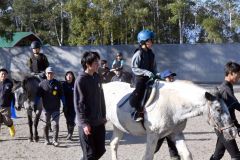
[{"x1": 131, "y1": 111, "x2": 143, "y2": 122}]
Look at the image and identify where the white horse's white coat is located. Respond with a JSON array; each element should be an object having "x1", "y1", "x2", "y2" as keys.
[{"x1": 103, "y1": 80, "x2": 236, "y2": 160}]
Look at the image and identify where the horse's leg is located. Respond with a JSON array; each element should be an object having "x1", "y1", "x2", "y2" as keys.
[
  {"x1": 110, "y1": 125, "x2": 124, "y2": 160},
  {"x1": 33, "y1": 109, "x2": 41, "y2": 142},
  {"x1": 143, "y1": 133, "x2": 159, "y2": 160},
  {"x1": 173, "y1": 132, "x2": 192, "y2": 160},
  {"x1": 27, "y1": 109, "x2": 33, "y2": 142}
]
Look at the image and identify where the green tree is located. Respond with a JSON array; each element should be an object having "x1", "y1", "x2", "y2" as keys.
[{"x1": 0, "y1": 0, "x2": 14, "y2": 40}]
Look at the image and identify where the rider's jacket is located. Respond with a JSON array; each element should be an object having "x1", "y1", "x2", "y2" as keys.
[
  {"x1": 0, "y1": 78, "x2": 13, "y2": 108},
  {"x1": 37, "y1": 79, "x2": 64, "y2": 112},
  {"x1": 218, "y1": 80, "x2": 240, "y2": 127},
  {"x1": 131, "y1": 47, "x2": 157, "y2": 78},
  {"x1": 29, "y1": 53, "x2": 49, "y2": 73}
]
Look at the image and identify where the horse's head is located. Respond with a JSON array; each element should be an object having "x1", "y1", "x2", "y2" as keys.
[
  {"x1": 205, "y1": 91, "x2": 237, "y2": 140},
  {"x1": 13, "y1": 79, "x2": 27, "y2": 110}
]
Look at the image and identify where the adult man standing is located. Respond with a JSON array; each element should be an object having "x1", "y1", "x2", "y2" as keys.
[
  {"x1": 28, "y1": 41, "x2": 49, "y2": 77},
  {"x1": 74, "y1": 51, "x2": 106, "y2": 160},
  {"x1": 210, "y1": 61, "x2": 240, "y2": 159},
  {"x1": 35, "y1": 67, "x2": 65, "y2": 147},
  {"x1": 0, "y1": 68, "x2": 15, "y2": 137}
]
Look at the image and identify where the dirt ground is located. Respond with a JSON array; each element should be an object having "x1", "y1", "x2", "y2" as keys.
[{"x1": 1, "y1": 85, "x2": 240, "y2": 160}]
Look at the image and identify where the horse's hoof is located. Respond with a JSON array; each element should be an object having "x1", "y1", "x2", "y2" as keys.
[
  {"x1": 28, "y1": 138, "x2": 33, "y2": 142},
  {"x1": 34, "y1": 136, "x2": 39, "y2": 142}
]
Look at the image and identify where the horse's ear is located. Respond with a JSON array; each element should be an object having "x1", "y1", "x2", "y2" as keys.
[{"x1": 205, "y1": 92, "x2": 216, "y2": 101}]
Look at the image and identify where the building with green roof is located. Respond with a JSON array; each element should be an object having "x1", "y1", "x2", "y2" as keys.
[{"x1": 0, "y1": 32, "x2": 42, "y2": 48}]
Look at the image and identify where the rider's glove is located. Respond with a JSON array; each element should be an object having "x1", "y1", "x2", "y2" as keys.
[{"x1": 146, "y1": 71, "x2": 154, "y2": 79}]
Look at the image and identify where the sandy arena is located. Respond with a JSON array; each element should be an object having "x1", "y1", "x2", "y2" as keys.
[{"x1": 1, "y1": 85, "x2": 240, "y2": 160}]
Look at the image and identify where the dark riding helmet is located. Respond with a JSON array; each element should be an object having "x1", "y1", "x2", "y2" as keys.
[
  {"x1": 31, "y1": 41, "x2": 41, "y2": 49},
  {"x1": 137, "y1": 29, "x2": 154, "y2": 44}
]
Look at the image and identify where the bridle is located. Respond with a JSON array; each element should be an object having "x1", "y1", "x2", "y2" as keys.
[{"x1": 207, "y1": 101, "x2": 234, "y2": 133}]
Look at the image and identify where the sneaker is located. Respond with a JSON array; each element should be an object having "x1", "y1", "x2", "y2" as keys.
[
  {"x1": 52, "y1": 141, "x2": 59, "y2": 147},
  {"x1": 131, "y1": 111, "x2": 143, "y2": 122},
  {"x1": 9, "y1": 125, "x2": 15, "y2": 137},
  {"x1": 44, "y1": 140, "x2": 51, "y2": 145}
]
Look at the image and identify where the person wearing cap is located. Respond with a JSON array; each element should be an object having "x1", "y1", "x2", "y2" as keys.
[
  {"x1": 0, "y1": 68, "x2": 15, "y2": 137},
  {"x1": 111, "y1": 68, "x2": 130, "y2": 83},
  {"x1": 111, "y1": 52, "x2": 125, "y2": 71},
  {"x1": 130, "y1": 29, "x2": 157, "y2": 122},
  {"x1": 155, "y1": 69, "x2": 180, "y2": 160},
  {"x1": 34, "y1": 66, "x2": 65, "y2": 147},
  {"x1": 160, "y1": 69, "x2": 177, "y2": 82},
  {"x1": 28, "y1": 41, "x2": 49, "y2": 77}
]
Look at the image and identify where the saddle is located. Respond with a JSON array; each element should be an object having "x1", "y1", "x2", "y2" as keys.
[{"x1": 119, "y1": 79, "x2": 156, "y2": 109}]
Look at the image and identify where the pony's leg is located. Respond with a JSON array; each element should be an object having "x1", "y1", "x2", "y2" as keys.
[
  {"x1": 33, "y1": 109, "x2": 41, "y2": 142},
  {"x1": 110, "y1": 125, "x2": 124, "y2": 160},
  {"x1": 143, "y1": 133, "x2": 159, "y2": 160},
  {"x1": 173, "y1": 132, "x2": 192, "y2": 160},
  {"x1": 27, "y1": 109, "x2": 33, "y2": 142}
]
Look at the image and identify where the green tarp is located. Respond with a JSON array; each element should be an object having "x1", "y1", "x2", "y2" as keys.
[{"x1": 0, "y1": 32, "x2": 41, "y2": 47}]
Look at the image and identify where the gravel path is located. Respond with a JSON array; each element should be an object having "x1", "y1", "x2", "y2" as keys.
[{"x1": 1, "y1": 85, "x2": 240, "y2": 160}]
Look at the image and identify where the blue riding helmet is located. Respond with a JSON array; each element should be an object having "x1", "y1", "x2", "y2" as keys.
[{"x1": 137, "y1": 29, "x2": 154, "y2": 43}]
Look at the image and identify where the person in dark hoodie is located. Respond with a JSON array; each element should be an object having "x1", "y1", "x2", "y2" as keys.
[
  {"x1": 34, "y1": 66, "x2": 65, "y2": 147},
  {"x1": 74, "y1": 51, "x2": 106, "y2": 160},
  {"x1": 0, "y1": 68, "x2": 15, "y2": 138},
  {"x1": 62, "y1": 71, "x2": 76, "y2": 140}
]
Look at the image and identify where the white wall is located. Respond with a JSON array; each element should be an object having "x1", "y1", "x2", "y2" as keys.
[{"x1": 1, "y1": 44, "x2": 240, "y2": 82}]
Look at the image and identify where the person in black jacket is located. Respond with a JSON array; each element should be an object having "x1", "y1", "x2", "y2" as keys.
[
  {"x1": 35, "y1": 67, "x2": 65, "y2": 147},
  {"x1": 0, "y1": 68, "x2": 15, "y2": 137},
  {"x1": 210, "y1": 61, "x2": 240, "y2": 160},
  {"x1": 28, "y1": 41, "x2": 49, "y2": 78},
  {"x1": 62, "y1": 71, "x2": 76, "y2": 140},
  {"x1": 74, "y1": 51, "x2": 106, "y2": 160}
]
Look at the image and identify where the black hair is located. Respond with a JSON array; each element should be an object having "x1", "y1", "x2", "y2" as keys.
[
  {"x1": 81, "y1": 51, "x2": 100, "y2": 71},
  {"x1": 224, "y1": 61, "x2": 240, "y2": 76},
  {"x1": 65, "y1": 71, "x2": 75, "y2": 83},
  {"x1": 0, "y1": 68, "x2": 8, "y2": 74},
  {"x1": 101, "y1": 59, "x2": 107, "y2": 64}
]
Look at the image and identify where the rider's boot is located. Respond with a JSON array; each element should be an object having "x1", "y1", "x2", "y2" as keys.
[
  {"x1": 43, "y1": 126, "x2": 50, "y2": 145},
  {"x1": 131, "y1": 110, "x2": 143, "y2": 122},
  {"x1": 52, "y1": 124, "x2": 59, "y2": 147},
  {"x1": 9, "y1": 125, "x2": 15, "y2": 137}
]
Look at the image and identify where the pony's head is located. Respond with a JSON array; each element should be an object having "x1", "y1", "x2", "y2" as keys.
[
  {"x1": 13, "y1": 76, "x2": 40, "y2": 110},
  {"x1": 205, "y1": 90, "x2": 237, "y2": 140}
]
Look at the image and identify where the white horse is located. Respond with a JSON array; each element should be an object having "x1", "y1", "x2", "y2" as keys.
[{"x1": 103, "y1": 80, "x2": 237, "y2": 160}]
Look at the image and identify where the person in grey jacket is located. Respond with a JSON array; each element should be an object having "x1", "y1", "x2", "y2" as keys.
[
  {"x1": 130, "y1": 29, "x2": 157, "y2": 122},
  {"x1": 74, "y1": 51, "x2": 106, "y2": 160}
]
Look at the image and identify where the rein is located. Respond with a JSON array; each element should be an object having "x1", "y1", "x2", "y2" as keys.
[{"x1": 207, "y1": 101, "x2": 234, "y2": 132}]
